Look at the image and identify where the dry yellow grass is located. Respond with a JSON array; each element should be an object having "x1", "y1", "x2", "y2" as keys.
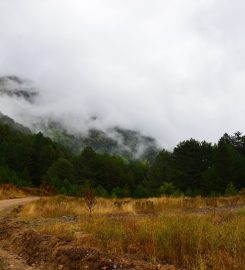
[
  {"x1": 21, "y1": 195, "x2": 245, "y2": 217},
  {"x1": 0, "y1": 184, "x2": 25, "y2": 199},
  {"x1": 20, "y1": 195, "x2": 245, "y2": 270}
]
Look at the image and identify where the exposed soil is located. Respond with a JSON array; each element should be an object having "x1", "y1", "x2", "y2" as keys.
[
  {"x1": 184, "y1": 204, "x2": 245, "y2": 214},
  {"x1": 0, "y1": 247, "x2": 36, "y2": 270},
  {"x1": 0, "y1": 197, "x2": 39, "y2": 270},
  {"x1": 0, "y1": 197, "x2": 39, "y2": 212},
  {"x1": 0, "y1": 199, "x2": 178, "y2": 270}
]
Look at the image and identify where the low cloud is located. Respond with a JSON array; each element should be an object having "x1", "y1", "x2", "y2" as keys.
[{"x1": 1, "y1": 0, "x2": 245, "y2": 148}]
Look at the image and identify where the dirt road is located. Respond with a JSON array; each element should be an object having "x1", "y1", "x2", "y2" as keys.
[
  {"x1": 0, "y1": 197, "x2": 40, "y2": 270},
  {"x1": 0, "y1": 197, "x2": 39, "y2": 212}
]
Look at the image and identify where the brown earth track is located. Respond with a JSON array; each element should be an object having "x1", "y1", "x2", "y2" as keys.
[
  {"x1": 0, "y1": 197, "x2": 39, "y2": 212},
  {"x1": 0, "y1": 247, "x2": 36, "y2": 270},
  {"x1": 0, "y1": 214, "x2": 177, "y2": 270},
  {"x1": 0, "y1": 197, "x2": 40, "y2": 270},
  {"x1": 0, "y1": 198, "x2": 178, "y2": 270}
]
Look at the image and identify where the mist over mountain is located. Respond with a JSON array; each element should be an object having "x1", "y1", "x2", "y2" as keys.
[
  {"x1": 36, "y1": 119, "x2": 159, "y2": 160},
  {"x1": 0, "y1": 75, "x2": 159, "y2": 160},
  {"x1": 0, "y1": 76, "x2": 38, "y2": 103},
  {"x1": 0, "y1": 111, "x2": 31, "y2": 134},
  {"x1": 2, "y1": 1, "x2": 245, "y2": 148}
]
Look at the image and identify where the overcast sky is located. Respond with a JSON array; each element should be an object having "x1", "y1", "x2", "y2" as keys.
[{"x1": 0, "y1": 0, "x2": 245, "y2": 148}]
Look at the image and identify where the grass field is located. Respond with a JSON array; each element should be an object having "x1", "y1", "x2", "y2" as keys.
[{"x1": 21, "y1": 196, "x2": 245, "y2": 270}]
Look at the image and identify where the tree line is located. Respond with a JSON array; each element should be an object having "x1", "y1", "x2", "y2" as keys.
[{"x1": 0, "y1": 122, "x2": 244, "y2": 197}]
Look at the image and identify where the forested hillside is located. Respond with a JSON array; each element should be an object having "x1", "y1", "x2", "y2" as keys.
[
  {"x1": 0, "y1": 112, "x2": 31, "y2": 134},
  {"x1": 34, "y1": 120, "x2": 159, "y2": 161},
  {"x1": 0, "y1": 119, "x2": 244, "y2": 197},
  {"x1": 0, "y1": 75, "x2": 160, "y2": 160}
]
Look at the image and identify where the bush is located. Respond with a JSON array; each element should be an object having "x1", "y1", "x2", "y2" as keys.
[
  {"x1": 95, "y1": 185, "x2": 109, "y2": 198},
  {"x1": 133, "y1": 184, "x2": 149, "y2": 198},
  {"x1": 111, "y1": 186, "x2": 131, "y2": 198},
  {"x1": 159, "y1": 182, "x2": 177, "y2": 196},
  {"x1": 225, "y1": 182, "x2": 238, "y2": 196}
]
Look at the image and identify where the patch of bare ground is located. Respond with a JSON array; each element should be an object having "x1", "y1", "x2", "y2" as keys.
[
  {"x1": 184, "y1": 203, "x2": 245, "y2": 214},
  {"x1": 0, "y1": 208, "x2": 178, "y2": 270},
  {"x1": 0, "y1": 247, "x2": 37, "y2": 270},
  {"x1": 0, "y1": 197, "x2": 39, "y2": 212}
]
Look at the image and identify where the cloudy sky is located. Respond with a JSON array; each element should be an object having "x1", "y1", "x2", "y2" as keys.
[{"x1": 0, "y1": 0, "x2": 245, "y2": 148}]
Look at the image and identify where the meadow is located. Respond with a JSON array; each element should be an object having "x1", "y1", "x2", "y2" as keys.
[{"x1": 20, "y1": 195, "x2": 245, "y2": 270}]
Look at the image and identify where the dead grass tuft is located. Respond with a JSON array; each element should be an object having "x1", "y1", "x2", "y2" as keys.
[{"x1": 0, "y1": 184, "x2": 25, "y2": 199}]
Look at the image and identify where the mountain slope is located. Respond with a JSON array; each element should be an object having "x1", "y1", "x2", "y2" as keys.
[
  {"x1": 0, "y1": 75, "x2": 159, "y2": 161},
  {"x1": 36, "y1": 120, "x2": 159, "y2": 161},
  {"x1": 0, "y1": 112, "x2": 159, "y2": 161},
  {"x1": 0, "y1": 112, "x2": 31, "y2": 134}
]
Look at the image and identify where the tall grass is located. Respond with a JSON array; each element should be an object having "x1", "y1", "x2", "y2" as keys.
[
  {"x1": 21, "y1": 195, "x2": 245, "y2": 218},
  {"x1": 20, "y1": 196, "x2": 245, "y2": 270}
]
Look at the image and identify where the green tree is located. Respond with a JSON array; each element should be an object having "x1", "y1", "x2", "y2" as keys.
[
  {"x1": 171, "y1": 139, "x2": 213, "y2": 192},
  {"x1": 159, "y1": 182, "x2": 177, "y2": 196},
  {"x1": 148, "y1": 149, "x2": 172, "y2": 194},
  {"x1": 95, "y1": 185, "x2": 109, "y2": 197},
  {"x1": 225, "y1": 182, "x2": 238, "y2": 196},
  {"x1": 133, "y1": 184, "x2": 149, "y2": 198},
  {"x1": 213, "y1": 137, "x2": 245, "y2": 191},
  {"x1": 46, "y1": 158, "x2": 75, "y2": 189}
]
